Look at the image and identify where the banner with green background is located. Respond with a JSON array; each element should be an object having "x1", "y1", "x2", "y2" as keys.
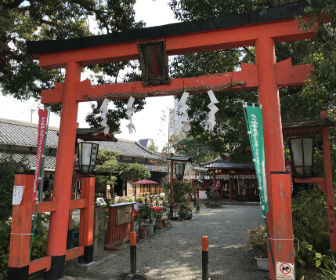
[{"x1": 243, "y1": 104, "x2": 269, "y2": 216}]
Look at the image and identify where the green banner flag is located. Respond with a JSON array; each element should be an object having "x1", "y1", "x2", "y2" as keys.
[{"x1": 243, "y1": 104, "x2": 269, "y2": 216}]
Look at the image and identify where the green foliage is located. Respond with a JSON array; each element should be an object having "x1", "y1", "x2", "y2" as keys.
[
  {"x1": 120, "y1": 164, "x2": 150, "y2": 182},
  {"x1": 94, "y1": 150, "x2": 120, "y2": 193},
  {"x1": 0, "y1": 157, "x2": 21, "y2": 222},
  {"x1": 248, "y1": 225, "x2": 268, "y2": 258},
  {"x1": 208, "y1": 186, "x2": 221, "y2": 201},
  {"x1": 0, "y1": 215, "x2": 48, "y2": 277},
  {"x1": 292, "y1": 188, "x2": 329, "y2": 252},
  {"x1": 167, "y1": 0, "x2": 336, "y2": 161},
  {"x1": 136, "y1": 196, "x2": 145, "y2": 204},
  {"x1": 178, "y1": 200, "x2": 193, "y2": 219},
  {"x1": 172, "y1": 180, "x2": 193, "y2": 203},
  {"x1": 1, "y1": 0, "x2": 146, "y2": 134},
  {"x1": 172, "y1": 135, "x2": 218, "y2": 165},
  {"x1": 292, "y1": 188, "x2": 332, "y2": 278},
  {"x1": 318, "y1": 254, "x2": 336, "y2": 280},
  {"x1": 0, "y1": 222, "x2": 10, "y2": 277}
]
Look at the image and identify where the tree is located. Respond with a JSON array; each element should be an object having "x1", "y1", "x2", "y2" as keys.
[
  {"x1": 172, "y1": 135, "x2": 218, "y2": 164},
  {"x1": 168, "y1": 0, "x2": 336, "y2": 161},
  {"x1": 0, "y1": 0, "x2": 145, "y2": 134},
  {"x1": 0, "y1": 157, "x2": 21, "y2": 222},
  {"x1": 94, "y1": 150, "x2": 120, "y2": 193},
  {"x1": 120, "y1": 164, "x2": 151, "y2": 182}
]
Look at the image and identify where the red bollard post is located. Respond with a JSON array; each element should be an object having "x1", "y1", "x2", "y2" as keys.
[
  {"x1": 130, "y1": 232, "x2": 136, "y2": 274},
  {"x1": 202, "y1": 236, "x2": 208, "y2": 280}
]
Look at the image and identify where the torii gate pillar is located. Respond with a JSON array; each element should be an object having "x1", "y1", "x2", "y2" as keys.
[
  {"x1": 45, "y1": 61, "x2": 81, "y2": 279},
  {"x1": 256, "y1": 36, "x2": 295, "y2": 278}
]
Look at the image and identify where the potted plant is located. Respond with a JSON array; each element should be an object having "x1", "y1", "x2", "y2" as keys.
[
  {"x1": 208, "y1": 186, "x2": 221, "y2": 207},
  {"x1": 248, "y1": 225, "x2": 269, "y2": 271},
  {"x1": 178, "y1": 201, "x2": 193, "y2": 221},
  {"x1": 135, "y1": 209, "x2": 147, "y2": 239},
  {"x1": 140, "y1": 205, "x2": 155, "y2": 236},
  {"x1": 152, "y1": 207, "x2": 163, "y2": 229}
]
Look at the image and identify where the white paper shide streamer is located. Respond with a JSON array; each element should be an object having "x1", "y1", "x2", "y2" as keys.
[
  {"x1": 178, "y1": 91, "x2": 191, "y2": 132},
  {"x1": 99, "y1": 98, "x2": 110, "y2": 135},
  {"x1": 126, "y1": 96, "x2": 136, "y2": 134},
  {"x1": 206, "y1": 90, "x2": 219, "y2": 131}
]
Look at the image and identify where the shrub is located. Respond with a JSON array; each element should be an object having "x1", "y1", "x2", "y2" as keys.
[
  {"x1": 0, "y1": 157, "x2": 21, "y2": 221},
  {"x1": 208, "y1": 186, "x2": 221, "y2": 201},
  {"x1": 172, "y1": 180, "x2": 193, "y2": 203},
  {"x1": 248, "y1": 225, "x2": 268, "y2": 258},
  {"x1": 292, "y1": 188, "x2": 332, "y2": 278}
]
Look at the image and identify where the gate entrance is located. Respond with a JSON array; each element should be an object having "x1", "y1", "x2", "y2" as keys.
[{"x1": 8, "y1": 2, "x2": 334, "y2": 280}]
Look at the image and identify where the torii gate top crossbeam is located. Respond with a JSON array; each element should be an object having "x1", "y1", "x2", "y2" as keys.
[{"x1": 27, "y1": 1, "x2": 314, "y2": 69}]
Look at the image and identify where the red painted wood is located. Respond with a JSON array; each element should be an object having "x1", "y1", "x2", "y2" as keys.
[
  {"x1": 29, "y1": 256, "x2": 51, "y2": 274},
  {"x1": 80, "y1": 177, "x2": 95, "y2": 247},
  {"x1": 107, "y1": 206, "x2": 135, "y2": 247},
  {"x1": 271, "y1": 173, "x2": 295, "y2": 276},
  {"x1": 8, "y1": 174, "x2": 34, "y2": 268},
  {"x1": 41, "y1": 60, "x2": 312, "y2": 105},
  {"x1": 294, "y1": 177, "x2": 326, "y2": 184},
  {"x1": 38, "y1": 18, "x2": 314, "y2": 69},
  {"x1": 69, "y1": 198, "x2": 87, "y2": 210},
  {"x1": 65, "y1": 247, "x2": 84, "y2": 261},
  {"x1": 322, "y1": 126, "x2": 336, "y2": 251},
  {"x1": 229, "y1": 177, "x2": 232, "y2": 203},
  {"x1": 255, "y1": 36, "x2": 288, "y2": 280},
  {"x1": 35, "y1": 200, "x2": 56, "y2": 213},
  {"x1": 47, "y1": 61, "x2": 81, "y2": 257}
]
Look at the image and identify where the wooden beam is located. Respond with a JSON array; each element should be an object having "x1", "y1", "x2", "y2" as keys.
[
  {"x1": 36, "y1": 200, "x2": 57, "y2": 213},
  {"x1": 38, "y1": 19, "x2": 314, "y2": 69},
  {"x1": 41, "y1": 60, "x2": 312, "y2": 105},
  {"x1": 29, "y1": 256, "x2": 51, "y2": 274},
  {"x1": 69, "y1": 198, "x2": 87, "y2": 210},
  {"x1": 294, "y1": 177, "x2": 326, "y2": 184},
  {"x1": 65, "y1": 246, "x2": 84, "y2": 261}
]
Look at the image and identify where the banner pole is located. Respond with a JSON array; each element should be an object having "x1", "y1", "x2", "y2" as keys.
[{"x1": 30, "y1": 109, "x2": 50, "y2": 260}]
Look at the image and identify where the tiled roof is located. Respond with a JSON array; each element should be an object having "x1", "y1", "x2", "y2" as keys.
[
  {"x1": 0, "y1": 151, "x2": 56, "y2": 171},
  {"x1": 0, "y1": 118, "x2": 162, "y2": 160},
  {"x1": 201, "y1": 158, "x2": 254, "y2": 170},
  {"x1": 97, "y1": 141, "x2": 161, "y2": 160},
  {"x1": 0, "y1": 118, "x2": 166, "y2": 173},
  {"x1": 0, "y1": 118, "x2": 59, "y2": 148}
]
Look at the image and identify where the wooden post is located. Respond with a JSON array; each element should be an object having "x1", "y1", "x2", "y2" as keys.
[
  {"x1": 229, "y1": 174, "x2": 232, "y2": 202},
  {"x1": 8, "y1": 173, "x2": 34, "y2": 280},
  {"x1": 45, "y1": 61, "x2": 81, "y2": 279},
  {"x1": 194, "y1": 171, "x2": 198, "y2": 206},
  {"x1": 321, "y1": 111, "x2": 336, "y2": 251},
  {"x1": 271, "y1": 173, "x2": 295, "y2": 279},
  {"x1": 78, "y1": 176, "x2": 95, "y2": 263},
  {"x1": 130, "y1": 232, "x2": 136, "y2": 274},
  {"x1": 256, "y1": 36, "x2": 293, "y2": 279},
  {"x1": 169, "y1": 158, "x2": 174, "y2": 219},
  {"x1": 202, "y1": 236, "x2": 209, "y2": 280}
]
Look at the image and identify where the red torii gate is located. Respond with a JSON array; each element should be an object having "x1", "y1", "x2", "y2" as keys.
[{"x1": 8, "y1": 2, "x2": 330, "y2": 280}]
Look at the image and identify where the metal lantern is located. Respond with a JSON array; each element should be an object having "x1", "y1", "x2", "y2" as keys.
[
  {"x1": 175, "y1": 162, "x2": 185, "y2": 180},
  {"x1": 289, "y1": 137, "x2": 314, "y2": 177},
  {"x1": 76, "y1": 142, "x2": 99, "y2": 173},
  {"x1": 198, "y1": 171, "x2": 204, "y2": 180}
]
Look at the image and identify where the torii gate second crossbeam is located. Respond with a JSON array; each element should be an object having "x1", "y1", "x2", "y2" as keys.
[{"x1": 8, "y1": 2, "x2": 329, "y2": 280}]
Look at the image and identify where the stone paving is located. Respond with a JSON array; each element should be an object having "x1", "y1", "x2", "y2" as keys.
[{"x1": 66, "y1": 201, "x2": 269, "y2": 280}]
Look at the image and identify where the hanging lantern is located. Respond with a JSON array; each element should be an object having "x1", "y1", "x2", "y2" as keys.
[
  {"x1": 175, "y1": 162, "x2": 185, "y2": 180},
  {"x1": 288, "y1": 137, "x2": 314, "y2": 177},
  {"x1": 76, "y1": 142, "x2": 99, "y2": 174},
  {"x1": 198, "y1": 171, "x2": 204, "y2": 180}
]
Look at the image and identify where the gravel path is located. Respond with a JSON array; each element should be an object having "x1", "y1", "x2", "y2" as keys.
[{"x1": 70, "y1": 202, "x2": 269, "y2": 280}]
